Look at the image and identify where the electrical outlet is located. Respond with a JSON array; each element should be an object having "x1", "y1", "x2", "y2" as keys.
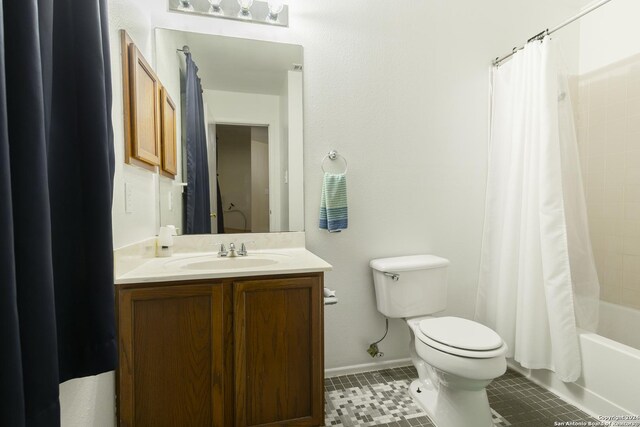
[{"x1": 168, "y1": 191, "x2": 173, "y2": 211}]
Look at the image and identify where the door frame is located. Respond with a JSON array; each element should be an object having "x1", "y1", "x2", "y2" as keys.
[{"x1": 214, "y1": 120, "x2": 279, "y2": 232}]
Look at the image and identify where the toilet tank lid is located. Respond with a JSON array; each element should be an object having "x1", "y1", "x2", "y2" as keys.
[{"x1": 370, "y1": 255, "x2": 450, "y2": 272}]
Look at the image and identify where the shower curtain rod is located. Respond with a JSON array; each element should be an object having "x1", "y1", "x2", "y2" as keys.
[{"x1": 492, "y1": 0, "x2": 614, "y2": 66}]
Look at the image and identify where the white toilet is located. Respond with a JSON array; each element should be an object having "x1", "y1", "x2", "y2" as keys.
[{"x1": 370, "y1": 255, "x2": 507, "y2": 427}]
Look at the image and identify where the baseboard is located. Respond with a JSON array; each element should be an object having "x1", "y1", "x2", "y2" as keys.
[
  {"x1": 507, "y1": 361, "x2": 626, "y2": 418},
  {"x1": 324, "y1": 358, "x2": 412, "y2": 378}
]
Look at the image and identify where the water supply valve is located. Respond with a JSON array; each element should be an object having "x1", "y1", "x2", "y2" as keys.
[
  {"x1": 367, "y1": 343, "x2": 384, "y2": 358},
  {"x1": 366, "y1": 318, "x2": 389, "y2": 358}
]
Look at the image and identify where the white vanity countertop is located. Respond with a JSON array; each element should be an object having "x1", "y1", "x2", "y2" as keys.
[{"x1": 114, "y1": 247, "x2": 332, "y2": 285}]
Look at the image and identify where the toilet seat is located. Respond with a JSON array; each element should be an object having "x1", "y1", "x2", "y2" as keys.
[{"x1": 417, "y1": 317, "x2": 507, "y2": 359}]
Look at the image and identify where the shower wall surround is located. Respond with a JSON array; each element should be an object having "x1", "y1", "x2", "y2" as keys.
[
  {"x1": 575, "y1": 55, "x2": 640, "y2": 311},
  {"x1": 573, "y1": 0, "x2": 640, "y2": 318}
]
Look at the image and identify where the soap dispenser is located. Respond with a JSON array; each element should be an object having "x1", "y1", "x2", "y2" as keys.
[{"x1": 157, "y1": 225, "x2": 177, "y2": 257}]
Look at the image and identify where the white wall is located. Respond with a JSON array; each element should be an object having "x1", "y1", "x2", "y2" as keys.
[
  {"x1": 579, "y1": 0, "x2": 640, "y2": 74},
  {"x1": 279, "y1": 72, "x2": 290, "y2": 231},
  {"x1": 287, "y1": 70, "x2": 304, "y2": 232},
  {"x1": 109, "y1": 0, "x2": 159, "y2": 249}
]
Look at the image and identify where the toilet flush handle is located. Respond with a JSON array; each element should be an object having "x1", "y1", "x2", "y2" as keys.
[{"x1": 383, "y1": 272, "x2": 400, "y2": 282}]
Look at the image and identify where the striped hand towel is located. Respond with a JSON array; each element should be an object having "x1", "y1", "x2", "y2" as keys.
[{"x1": 319, "y1": 173, "x2": 348, "y2": 232}]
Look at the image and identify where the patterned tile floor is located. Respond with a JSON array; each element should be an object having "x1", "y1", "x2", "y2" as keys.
[{"x1": 324, "y1": 366, "x2": 597, "y2": 426}]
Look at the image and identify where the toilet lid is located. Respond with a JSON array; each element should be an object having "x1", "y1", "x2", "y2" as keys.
[{"x1": 419, "y1": 317, "x2": 503, "y2": 351}]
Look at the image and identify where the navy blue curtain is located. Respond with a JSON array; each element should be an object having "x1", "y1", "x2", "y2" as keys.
[
  {"x1": 184, "y1": 53, "x2": 212, "y2": 234},
  {"x1": 0, "y1": 0, "x2": 116, "y2": 425},
  {"x1": 216, "y1": 178, "x2": 225, "y2": 233}
]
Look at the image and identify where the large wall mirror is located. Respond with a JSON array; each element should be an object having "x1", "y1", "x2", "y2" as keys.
[{"x1": 155, "y1": 29, "x2": 304, "y2": 234}]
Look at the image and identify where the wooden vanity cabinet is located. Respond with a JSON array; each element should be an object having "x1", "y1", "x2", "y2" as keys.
[
  {"x1": 234, "y1": 276, "x2": 324, "y2": 426},
  {"x1": 116, "y1": 273, "x2": 324, "y2": 427},
  {"x1": 116, "y1": 282, "x2": 230, "y2": 427}
]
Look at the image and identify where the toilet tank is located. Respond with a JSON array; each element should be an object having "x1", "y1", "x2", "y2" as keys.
[{"x1": 370, "y1": 255, "x2": 450, "y2": 318}]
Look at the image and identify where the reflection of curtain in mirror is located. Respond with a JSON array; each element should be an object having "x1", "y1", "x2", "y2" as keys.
[
  {"x1": 216, "y1": 176, "x2": 225, "y2": 233},
  {"x1": 475, "y1": 38, "x2": 600, "y2": 382},
  {"x1": 184, "y1": 53, "x2": 211, "y2": 234}
]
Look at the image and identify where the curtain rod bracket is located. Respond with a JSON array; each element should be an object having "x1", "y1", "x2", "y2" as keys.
[{"x1": 528, "y1": 29, "x2": 549, "y2": 43}]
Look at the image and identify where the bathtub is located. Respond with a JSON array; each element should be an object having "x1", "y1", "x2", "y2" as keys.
[
  {"x1": 597, "y1": 301, "x2": 640, "y2": 350},
  {"x1": 509, "y1": 302, "x2": 640, "y2": 417}
]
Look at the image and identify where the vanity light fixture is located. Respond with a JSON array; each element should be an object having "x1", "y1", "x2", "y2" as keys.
[{"x1": 170, "y1": 0, "x2": 289, "y2": 27}]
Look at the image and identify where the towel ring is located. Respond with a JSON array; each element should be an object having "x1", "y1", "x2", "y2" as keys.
[{"x1": 321, "y1": 150, "x2": 348, "y2": 174}]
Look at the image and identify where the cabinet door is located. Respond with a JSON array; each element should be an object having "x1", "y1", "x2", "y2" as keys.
[
  {"x1": 117, "y1": 284, "x2": 227, "y2": 427},
  {"x1": 128, "y1": 44, "x2": 161, "y2": 166},
  {"x1": 234, "y1": 275, "x2": 324, "y2": 426},
  {"x1": 160, "y1": 87, "x2": 177, "y2": 177}
]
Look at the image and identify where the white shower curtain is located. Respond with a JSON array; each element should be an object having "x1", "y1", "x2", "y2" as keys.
[{"x1": 475, "y1": 39, "x2": 600, "y2": 382}]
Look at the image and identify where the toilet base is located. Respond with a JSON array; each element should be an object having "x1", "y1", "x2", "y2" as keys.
[{"x1": 409, "y1": 379, "x2": 494, "y2": 427}]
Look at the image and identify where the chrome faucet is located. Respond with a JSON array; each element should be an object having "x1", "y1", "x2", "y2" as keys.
[
  {"x1": 238, "y1": 243, "x2": 248, "y2": 256},
  {"x1": 217, "y1": 244, "x2": 228, "y2": 257},
  {"x1": 228, "y1": 242, "x2": 239, "y2": 257},
  {"x1": 217, "y1": 242, "x2": 251, "y2": 257}
]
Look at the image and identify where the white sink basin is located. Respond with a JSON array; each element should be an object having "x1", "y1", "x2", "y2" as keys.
[{"x1": 164, "y1": 253, "x2": 291, "y2": 271}]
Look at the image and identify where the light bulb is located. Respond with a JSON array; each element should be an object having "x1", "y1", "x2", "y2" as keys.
[
  {"x1": 208, "y1": 0, "x2": 223, "y2": 15},
  {"x1": 237, "y1": 0, "x2": 253, "y2": 11},
  {"x1": 177, "y1": 0, "x2": 194, "y2": 11},
  {"x1": 237, "y1": 0, "x2": 253, "y2": 18},
  {"x1": 268, "y1": 0, "x2": 284, "y2": 14},
  {"x1": 267, "y1": 0, "x2": 284, "y2": 21}
]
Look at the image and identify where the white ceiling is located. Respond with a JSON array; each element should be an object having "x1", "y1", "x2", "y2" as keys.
[{"x1": 180, "y1": 31, "x2": 303, "y2": 96}]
